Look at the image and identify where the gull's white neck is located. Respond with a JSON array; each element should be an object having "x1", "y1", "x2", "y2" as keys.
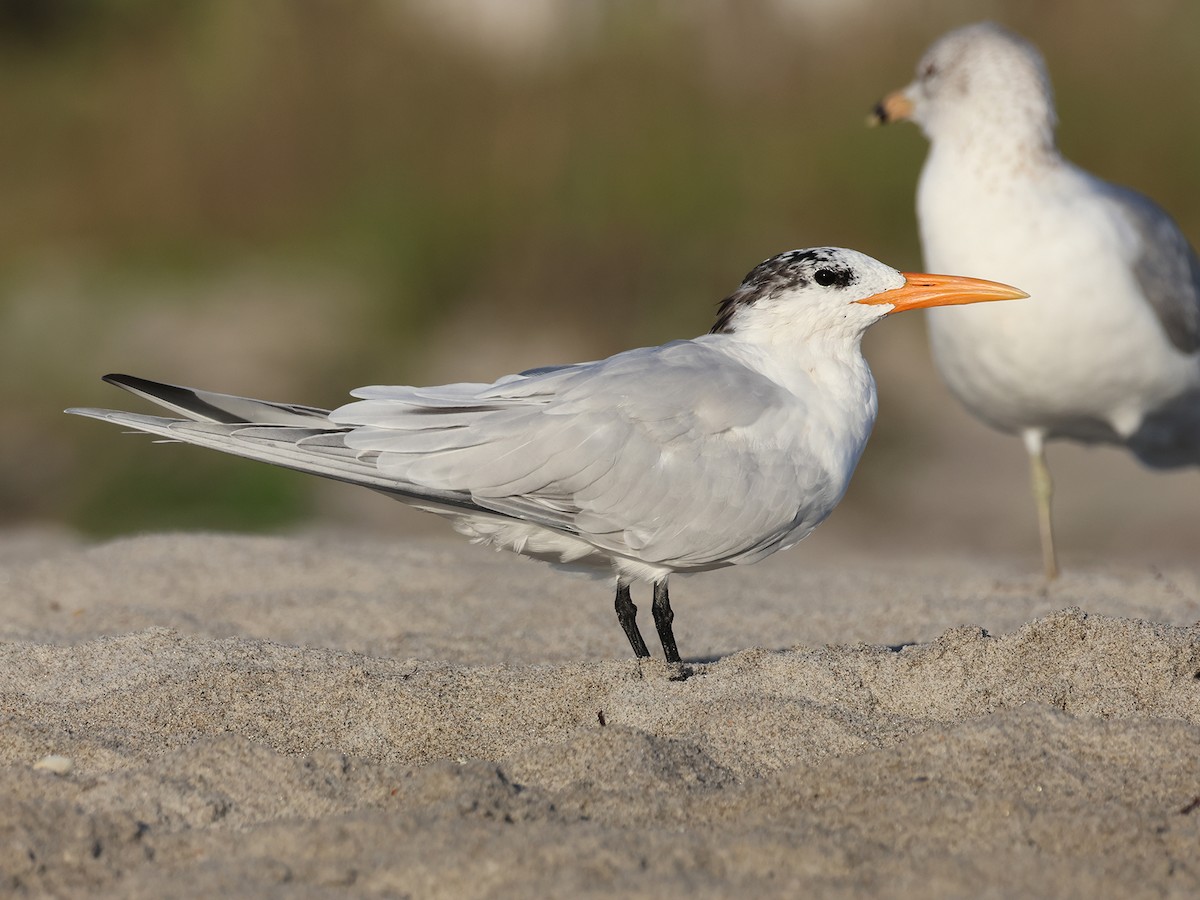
[
  {"x1": 918, "y1": 65, "x2": 1061, "y2": 182},
  {"x1": 923, "y1": 112, "x2": 1059, "y2": 184},
  {"x1": 918, "y1": 112, "x2": 1064, "y2": 274}
]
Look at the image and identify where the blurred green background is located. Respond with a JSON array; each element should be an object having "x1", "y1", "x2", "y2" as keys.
[{"x1": 4, "y1": 0, "x2": 1198, "y2": 561}]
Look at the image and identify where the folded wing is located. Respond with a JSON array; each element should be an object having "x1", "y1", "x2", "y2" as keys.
[
  {"x1": 334, "y1": 341, "x2": 827, "y2": 567},
  {"x1": 70, "y1": 341, "x2": 830, "y2": 568}
]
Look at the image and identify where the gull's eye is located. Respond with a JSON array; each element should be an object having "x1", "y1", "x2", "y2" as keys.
[
  {"x1": 814, "y1": 269, "x2": 839, "y2": 287},
  {"x1": 921, "y1": 61, "x2": 938, "y2": 79}
]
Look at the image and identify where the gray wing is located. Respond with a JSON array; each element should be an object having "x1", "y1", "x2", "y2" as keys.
[
  {"x1": 333, "y1": 341, "x2": 828, "y2": 567},
  {"x1": 1103, "y1": 182, "x2": 1200, "y2": 354}
]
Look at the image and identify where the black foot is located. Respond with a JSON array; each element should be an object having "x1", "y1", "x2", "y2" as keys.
[
  {"x1": 651, "y1": 580, "x2": 681, "y2": 664},
  {"x1": 614, "y1": 583, "x2": 649, "y2": 658}
]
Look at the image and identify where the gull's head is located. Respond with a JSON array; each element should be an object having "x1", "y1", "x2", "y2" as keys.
[
  {"x1": 871, "y1": 22, "x2": 1056, "y2": 151},
  {"x1": 711, "y1": 247, "x2": 1027, "y2": 342}
]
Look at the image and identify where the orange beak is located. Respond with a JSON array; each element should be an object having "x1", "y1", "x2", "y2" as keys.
[
  {"x1": 857, "y1": 272, "x2": 1029, "y2": 313},
  {"x1": 868, "y1": 89, "x2": 915, "y2": 126}
]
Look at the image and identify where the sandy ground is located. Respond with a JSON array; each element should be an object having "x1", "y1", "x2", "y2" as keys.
[{"x1": 1, "y1": 527, "x2": 1199, "y2": 898}]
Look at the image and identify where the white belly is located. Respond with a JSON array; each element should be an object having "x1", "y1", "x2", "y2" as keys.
[{"x1": 918, "y1": 156, "x2": 1199, "y2": 441}]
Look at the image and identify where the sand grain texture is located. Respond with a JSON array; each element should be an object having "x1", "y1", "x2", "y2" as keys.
[{"x1": 1, "y1": 530, "x2": 1198, "y2": 898}]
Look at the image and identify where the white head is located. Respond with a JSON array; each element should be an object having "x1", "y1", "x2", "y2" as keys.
[
  {"x1": 873, "y1": 22, "x2": 1057, "y2": 155},
  {"x1": 711, "y1": 247, "x2": 1027, "y2": 343}
]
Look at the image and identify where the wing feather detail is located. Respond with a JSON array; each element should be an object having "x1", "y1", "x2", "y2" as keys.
[{"x1": 332, "y1": 341, "x2": 824, "y2": 566}]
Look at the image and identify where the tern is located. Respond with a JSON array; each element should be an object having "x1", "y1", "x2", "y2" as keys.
[
  {"x1": 68, "y1": 248, "x2": 1024, "y2": 662},
  {"x1": 872, "y1": 22, "x2": 1200, "y2": 579}
]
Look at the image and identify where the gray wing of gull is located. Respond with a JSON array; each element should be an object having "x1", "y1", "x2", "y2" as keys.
[
  {"x1": 1102, "y1": 182, "x2": 1200, "y2": 354},
  {"x1": 333, "y1": 340, "x2": 830, "y2": 567}
]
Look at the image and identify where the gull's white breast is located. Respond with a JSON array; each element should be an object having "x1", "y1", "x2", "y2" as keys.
[{"x1": 918, "y1": 149, "x2": 1200, "y2": 441}]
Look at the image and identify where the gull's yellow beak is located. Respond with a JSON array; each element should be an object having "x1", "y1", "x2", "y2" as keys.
[
  {"x1": 867, "y1": 89, "x2": 915, "y2": 126},
  {"x1": 858, "y1": 272, "x2": 1029, "y2": 313}
]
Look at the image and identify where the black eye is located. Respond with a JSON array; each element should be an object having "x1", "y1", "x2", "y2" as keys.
[
  {"x1": 814, "y1": 269, "x2": 838, "y2": 287},
  {"x1": 921, "y1": 62, "x2": 938, "y2": 79}
]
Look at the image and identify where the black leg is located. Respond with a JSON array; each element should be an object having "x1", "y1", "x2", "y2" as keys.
[
  {"x1": 614, "y1": 582, "x2": 649, "y2": 658},
  {"x1": 651, "y1": 580, "x2": 681, "y2": 664}
]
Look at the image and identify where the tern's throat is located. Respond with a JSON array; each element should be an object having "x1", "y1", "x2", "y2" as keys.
[
  {"x1": 720, "y1": 331, "x2": 878, "y2": 431},
  {"x1": 706, "y1": 330, "x2": 879, "y2": 502}
]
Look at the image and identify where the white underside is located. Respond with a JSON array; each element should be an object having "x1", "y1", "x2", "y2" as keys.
[
  {"x1": 415, "y1": 492, "x2": 837, "y2": 586},
  {"x1": 919, "y1": 151, "x2": 1200, "y2": 444},
  {"x1": 430, "y1": 507, "x2": 679, "y2": 583}
]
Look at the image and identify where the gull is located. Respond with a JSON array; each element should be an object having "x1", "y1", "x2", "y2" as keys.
[
  {"x1": 67, "y1": 248, "x2": 1024, "y2": 662},
  {"x1": 872, "y1": 22, "x2": 1200, "y2": 579}
]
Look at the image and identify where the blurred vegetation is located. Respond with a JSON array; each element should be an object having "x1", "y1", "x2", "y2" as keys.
[{"x1": 2, "y1": 0, "x2": 1198, "y2": 535}]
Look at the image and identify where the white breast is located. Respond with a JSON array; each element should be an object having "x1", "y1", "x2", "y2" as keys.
[{"x1": 918, "y1": 149, "x2": 1200, "y2": 441}]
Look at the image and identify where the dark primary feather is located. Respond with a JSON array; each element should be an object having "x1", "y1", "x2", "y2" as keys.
[{"x1": 102, "y1": 373, "x2": 332, "y2": 426}]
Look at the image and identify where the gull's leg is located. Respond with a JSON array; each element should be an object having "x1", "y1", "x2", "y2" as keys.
[
  {"x1": 614, "y1": 581, "x2": 650, "y2": 658},
  {"x1": 651, "y1": 580, "x2": 681, "y2": 664},
  {"x1": 1023, "y1": 429, "x2": 1059, "y2": 581}
]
